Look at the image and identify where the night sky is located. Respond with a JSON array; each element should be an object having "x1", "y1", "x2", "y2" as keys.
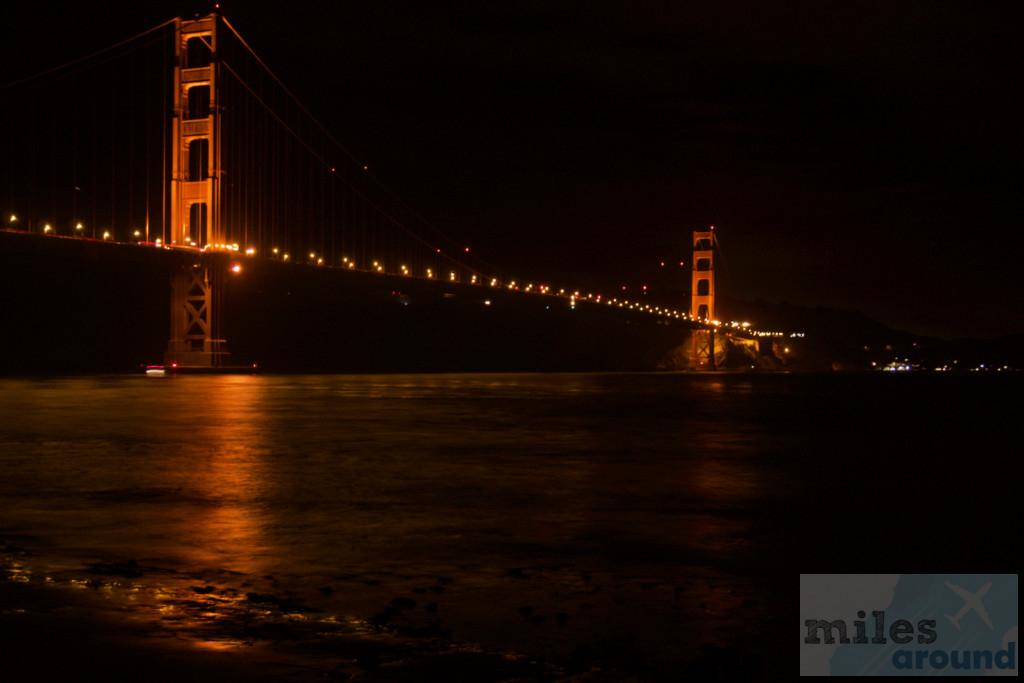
[{"x1": 6, "y1": 2, "x2": 1021, "y2": 339}]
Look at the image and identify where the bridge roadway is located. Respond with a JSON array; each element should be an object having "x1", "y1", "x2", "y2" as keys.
[{"x1": 0, "y1": 229, "x2": 761, "y2": 373}]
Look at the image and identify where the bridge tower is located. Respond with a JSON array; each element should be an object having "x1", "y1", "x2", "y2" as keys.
[
  {"x1": 164, "y1": 14, "x2": 230, "y2": 368},
  {"x1": 169, "y1": 14, "x2": 222, "y2": 247},
  {"x1": 690, "y1": 228, "x2": 716, "y2": 369}
]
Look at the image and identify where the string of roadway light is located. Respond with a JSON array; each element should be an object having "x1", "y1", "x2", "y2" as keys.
[
  {"x1": 7, "y1": 214, "x2": 805, "y2": 340},
  {"x1": 201, "y1": 237, "x2": 806, "y2": 341}
]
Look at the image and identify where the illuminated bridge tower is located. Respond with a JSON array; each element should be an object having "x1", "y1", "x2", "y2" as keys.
[
  {"x1": 164, "y1": 14, "x2": 230, "y2": 368},
  {"x1": 690, "y1": 228, "x2": 716, "y2": 369}
]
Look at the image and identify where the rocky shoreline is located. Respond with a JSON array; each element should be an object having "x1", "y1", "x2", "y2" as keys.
[{"x1": 1, "y1": 540, "x2": 775, "y2": 681}]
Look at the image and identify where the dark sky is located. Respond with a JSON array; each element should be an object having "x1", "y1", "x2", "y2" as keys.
[{"x1": 7, "y1": 1, "x2": 1022, "y2": 339}]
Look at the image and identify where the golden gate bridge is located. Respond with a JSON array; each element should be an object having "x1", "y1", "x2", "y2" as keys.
[{"x1": 1, "y1": 13, "x2": 787, "y2": 372}]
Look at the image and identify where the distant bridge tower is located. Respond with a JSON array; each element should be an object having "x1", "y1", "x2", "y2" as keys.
[
  {"x1": 164, "y1": 14, "x2": 230, "y2": 368},
  {"x1": 690, "y1": 227, "x2": 716, "y2": 369}
]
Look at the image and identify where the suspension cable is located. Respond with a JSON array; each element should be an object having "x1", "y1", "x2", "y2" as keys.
[
  {"x1": 0, "y1": 19, "x2": 176, "y2": 93},
  {"x1": 220, "y1": 15, "x2": 510, "y2": 280},
  {"x1": 218, "y1": 61, "x2": 486, "y2": 276}
]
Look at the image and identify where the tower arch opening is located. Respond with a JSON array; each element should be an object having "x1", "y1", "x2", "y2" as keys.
[
  {"x1": 186, "y1": 85, "x2": 210, "y2": 120},
  {"x1": 185, "y1": 36, "x2": 212, "y2": 68},
  {"x1": 187, "y1": 139, "x2": 209, "y2": 181}
]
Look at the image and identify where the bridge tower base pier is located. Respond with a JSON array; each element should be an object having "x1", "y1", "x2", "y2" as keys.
[
  {"x1": 163, "y1": 260, "x2": 231, "y2": 369},
  {"x1": 692, "y1": 328, "x2": 716, "y2": 370}
]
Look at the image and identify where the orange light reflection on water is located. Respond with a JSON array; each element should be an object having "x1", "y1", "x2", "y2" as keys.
[
  {"x1": 172, "y1": 376, "x2": 273, "y2": 577},
  {"x1": 126, "y1": 377, "x2": 290, "y2": 652}
]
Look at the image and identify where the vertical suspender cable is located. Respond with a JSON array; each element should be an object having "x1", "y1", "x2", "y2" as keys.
[
  {"x1": 145, "y1": 39, "x2": 151, "y2": 242},
  {"x1": 91, "y1": 70, "x2": 97, "y2": 238},
  {"x1": 72, "y1": 76, "x2": 77, "y2": 229},
  {"x1": 27, "y1": 88, "x2": 35, "y2": 231},
  {"x1": 257, "y1": 71, "x2": 263, "y2": 253},
  {"x1": 129, "y1": 53, "x2": 135, "y2": 238},
  {"x1": 111, "y1": 61, "x2": 117, "y2": 239},
  {"x1": 51, "y1": 87, "x2": 57, "y2": 231},
  {"x1": 162, "y1": 28, "x2": 167, "y2": 244}
]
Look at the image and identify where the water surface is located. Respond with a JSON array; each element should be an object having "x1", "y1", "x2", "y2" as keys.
[{"x1": 1, "y1": 372, "x2": 1017, "y2": 678}]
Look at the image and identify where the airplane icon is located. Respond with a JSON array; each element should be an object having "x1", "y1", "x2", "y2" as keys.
[{"x1": 944, "y1": 581, "x2": 994, "y2": 631}]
